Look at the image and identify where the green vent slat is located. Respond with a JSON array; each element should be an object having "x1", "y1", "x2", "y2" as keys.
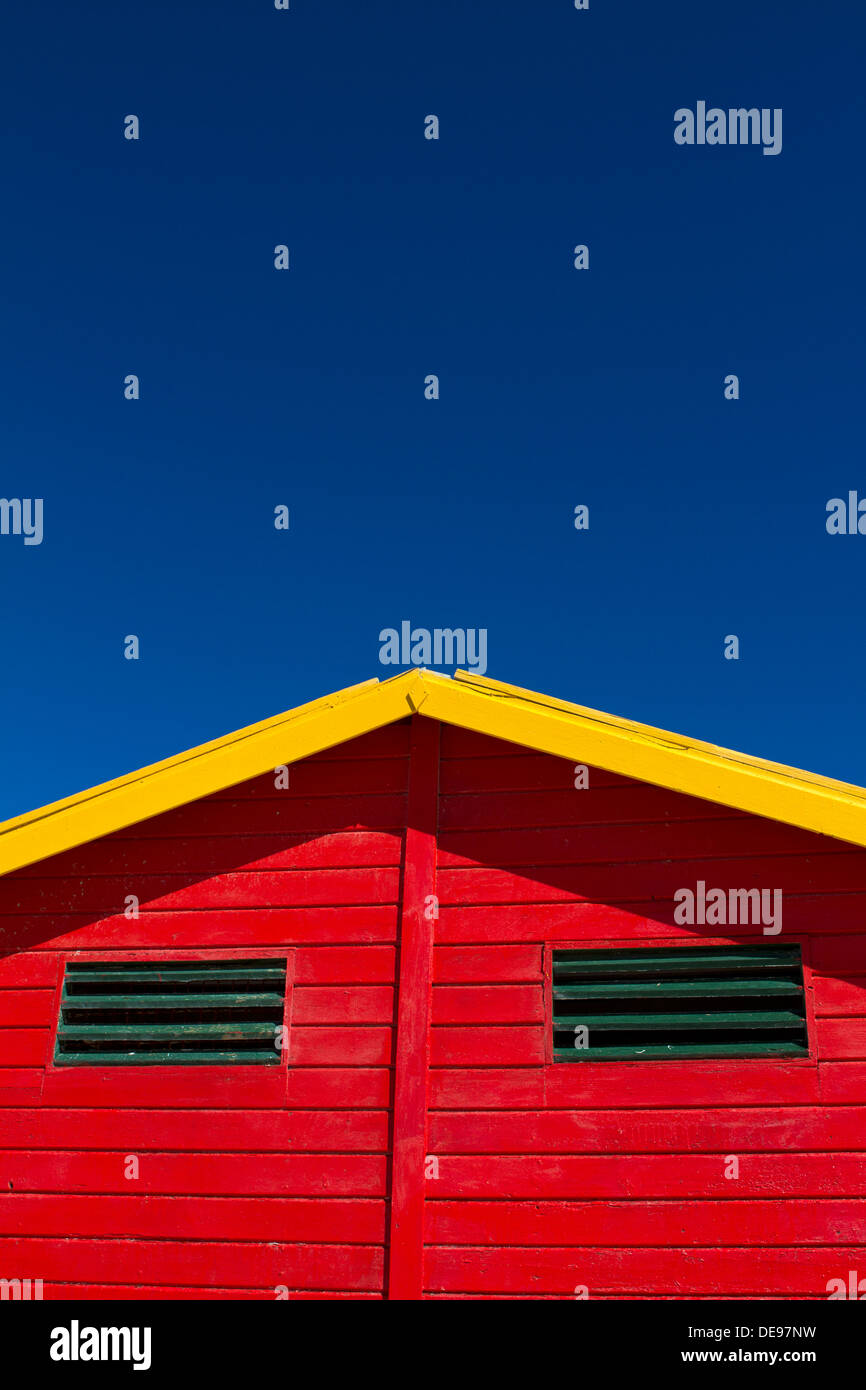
[
  {"x1": 553, "y1": 950, "x2": 799, "y2": 977},
  {"x1": 62, "y1": 992, "x2": 285, "y2": 1011},
  {"x1": 552, "y1": 1010, "x2": 805, "y2": 1031},
  {"x1": 59, "y1": 1023, "x2": 278, "y2": 1040},
  {"x1": 55, "y1": 958, "x2": 288, "y2": 1066},
  {"x1": 552, "y1": 945, "x2": 809, "y2": 1062},
  {"x1": 553, "y1": 980, "x2": 802, "y2": 1000},
  {"x1": 65, "y1": 965, "x2": 286, "y2": 985},
  {"x1": 65, "y1": 1050, "x2": 277, "y2": 1066}
]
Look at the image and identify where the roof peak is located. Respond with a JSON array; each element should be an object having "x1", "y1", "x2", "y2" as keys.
[{"x1": 1, "y1": 669, "x2": 864, "y2": 874}]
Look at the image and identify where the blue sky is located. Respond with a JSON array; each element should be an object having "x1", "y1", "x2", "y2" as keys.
[{"x1": 1, "y1": 0, "x2": 864, "y2": 818}]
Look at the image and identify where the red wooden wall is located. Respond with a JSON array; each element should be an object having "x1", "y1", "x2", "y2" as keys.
[
  {"x1": 427, "y1": 725, "x2": 866, "y2": 1299},
  {"x1": 0, "y1": 714, "x2": 864, "y2": 1299},
  {"x1": 0, "y1": 722, "x2": 411, "y2": 1300}
]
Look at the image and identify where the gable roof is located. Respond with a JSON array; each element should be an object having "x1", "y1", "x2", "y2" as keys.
[{"x1": 2, "y1": 669, "x2": 866, "y2": 876}]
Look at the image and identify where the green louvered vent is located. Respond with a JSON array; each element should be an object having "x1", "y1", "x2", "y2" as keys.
[
  {"x1": 54, "y1": 958, "x2": 288, "y2": 1066},
  {"x1": 552, "y1": 945, "x2": 808, "y2": 1061}
]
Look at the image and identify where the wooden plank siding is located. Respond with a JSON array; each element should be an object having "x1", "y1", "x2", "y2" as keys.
[
  {"x1": 1, "y1": 715, "x2": 865, "y2": 1299},
  {"x1": 426, "y1": 725, "x2": 866, "y2": 1300},
  {"x1": 0, "y1": 721, "x2": 411, "y2": 1299}
]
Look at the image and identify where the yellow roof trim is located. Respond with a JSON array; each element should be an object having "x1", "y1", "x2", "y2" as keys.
[{"x1": 1, "y1": 669, "x2": 865, "y2": 875}]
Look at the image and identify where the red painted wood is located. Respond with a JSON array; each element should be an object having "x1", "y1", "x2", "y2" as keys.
[
  {"x1": 12, "y1": 831, "x2": 403, "y2": 879},
  {"x1": 388, "y1": 715, "x2": 439, "y2": 1301},
  {"x1": 423, "y1": 1292, "x2": 824, "y2": 1300},
  {"x1": 0, "y1": 726, "x2": 408, "y2": 1299},
  {"x1": 814, "y1": 974, "x2": 866, "y2": 1014},
  {"x1": 293, "y1": 986, "x2": 395, "y2": 1025},
  {"x1": 424, "y1": 1245, "x2": 866, "y2": 1296},
  {"x1": 438, "y1": 818, "x2": 839, "y2": 867},
  {"x1": 431, "y1": 1025, "x2": 544, "y2": 1066},
  {"x1": 816, "y1": 1017, "x2": 866, "y2": 1058},
  {"x1": 39, "y1": 1067, "x2": 292, "y2": 1108},
  {"x1": 0, "y1": 1237, "x2": 385, "y2": 1289},
  {"x1": 37, "y1": 1065, "x2": 394, "y2": 1110},
  {"x1": 814, "y1": 937, "x2": 866, "y2": 972},
  {"x1": 35, "y1": 1065, "x2": 391, "y2": 1111},
  {"x1": 4, "y1": 717, "x2": 866, "y2": 1300},
  {"x1": 433, "y1": 945, "x2": 542, "y2": 983},
  {"x1": 0, "y1": 1108, "x2": 390, "y2": 1152},
  {"x1": 0, "y1": 1067, "x2": 44, "y2": 1096},
  {"x1": 820, "y1": 1062, "x2": 866, "y2": 1101},
  {"x1": 0, "y1": 906, "x2": 399, "y2": 952},
  {"x1": 36, "y1": 1285, "x2": 383, "y2": 1300},
  {"x1": 115, "y1": 794, "x2": 407, "y2": 838},
  {"x1": 428, "y1": 1198, "x2": 866, "y2": 1246},
  {"x1": 309, "y1": 724, "x2": 410, "y2": 760},
  {"x1": 286, "y1": 1068, "x2": 392, "y2": 1109},
  {"x1": 439, "y1": 728, "x2": 543, "y2": 759},
  {"x1": 437, "y1": 898, "x2": 866, "y2": 941},
  {"x1": 437, "y1": 853, "x2": 866, "y2": 905},
  {"x1": 291, "y1": 1026, "x2": 393, "y2": 1066},
  {"x1": 0, "y1": 1194, "x2": 387, "y2": 1241},
  {"x1": 432, "y1": 985, "x2": 543, "y2": 1024},
  {"x1": 210, "y1": 758, "x2": 408, "y2": 799},
  {"x1": 294, "y1": 946, "x2": 396, "y2": 983},
  {"x1": 425, "y1": 1153, "x2": 866, "y2": 1199},
  {"x1": 439, "y1": 753, "x2": 626, "y2": 793},
  {"x1": 0, "y1": 868, "x2": 402, "y2": 914},
  {"x1": 439, "y1": 786, "x2": 744, "y2": 830},
  {"x1": 0, "y1": 1029, "x2": 48, "y2": 1066},
  {"x1": 429, "y1": 1062, "x2": 824, "y2": 1109},
  {"x1": 0, "y1": 954, "x2": 59, "y2": 987},
  {"x1": 428, "y1": 1106, "x2": 866, "y2": 1153},
  {"x1": 430, "y1": 1068, "x2": 546, "y2": 1108},
  {"x1": 0, "y1": 1151, "x2": 389, "y2": 1196},
  {"x1": 0, "y1": 990, "x2": 53, "y2": 1026}
]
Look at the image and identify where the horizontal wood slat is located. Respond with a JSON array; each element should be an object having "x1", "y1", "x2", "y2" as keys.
[
  {"x1": 27, "y1": 1285, "x2": 382, "y2": 1300},
  {"x1": 35, "y1": 1066, "x2": 393, "y2": 1109},
  {"x1": 428, "y1": 1106, "x2": 866, "y2": 1153},
  {"x1": 433, "y1": 945, "x2": 542, "y2": 983},
  {"x1": 0, "y1": 869, "x2": 401, "y2": 914},
  {"x1": 423, "y1": 1153, "x2": 866, "y2": 1199},
  {"x1": 424, "y1": 1245, "x2": 866, "y2": 1296},
  {"x1": 0, "y1": 1194, "x2": 387, "y2": 1242},
  {"x1": 429, "y1": 1062, "x2": 828, "y2": 1108},
  {"x1": 439, "y1": 788, "x2": 746, "y2": 831},
  {"x1": 437, "y1": 899, "x2": 866, "y2": 942},
  {"x1": 0, "y1": 907, "x2": 398, "y2": 951},
  {"x1": 115, "y1": 796, "x2": 407, "y2": 839},
  {"x1": 0, "y1": 1108, "x2": 389, "y2": 1152},
  {"x1": 0, "y1": 1152, "x2": 388, "y2": 1196},
  {"x1": 427, "y1": 1198, "x2": 866, "y2": 1246},
  {"x1": 438, "y1": 819, "x2": 828, "y2": 867},
  {"x1": 438, "y1": 856, "x2": 866, "y2": 905},
  {"x1": 0, "y1": 1236, "x2": 384, "y2": 1290},
  {"x1": 11, "y1": 832, "x2": 403, "y2": 880}
]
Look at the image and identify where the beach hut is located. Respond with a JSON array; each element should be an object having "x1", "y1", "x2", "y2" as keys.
[{"x1": 0, "y1": 670, "x2": 864, "y2": 1300}]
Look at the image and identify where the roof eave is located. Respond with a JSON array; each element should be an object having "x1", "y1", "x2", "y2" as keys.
[{"x1": 1, "y1": 668, "x2": 865, "y2": 876}]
